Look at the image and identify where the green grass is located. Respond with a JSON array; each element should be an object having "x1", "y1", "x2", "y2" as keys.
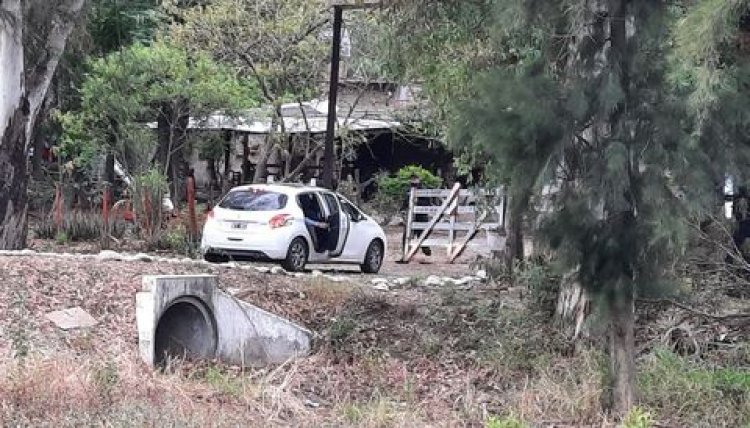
[{"x1": 639, "y1": 348, "x2": 750, "y2": 427}]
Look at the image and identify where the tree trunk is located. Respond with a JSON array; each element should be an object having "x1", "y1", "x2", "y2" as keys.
[
  {"x1": 0, "y1": 0, "x2": 29, "y2": 250},
  {"x1": 607, "y1": 0, "x2": 636, "y2": 415},
  {"x1": 24, "y1": 0, "x2": 85, "y2": 153},
  {"x1": 609, "y1": 285, "x2": 636, "y2": 414},
  {"x1": 253, "y1": 133, "x2": 274, "y2": 183},
  {"x1": 222, "y1": 133, "x2": 232, "y2": 193}
]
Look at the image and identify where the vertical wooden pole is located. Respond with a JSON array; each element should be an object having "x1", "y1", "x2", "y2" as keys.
[
  {"x1": 402, "y1": 186, "x2": 416, "y2": 261},
  {"x1": 447, "y1": 194, "x2": 458, "y2": 257},
  {"x1": 323, "y1": 5, "x2": 343, "y2": 189},
  {"x1": 53, "y1": 182, "x2": 64, "y2": 232},
  {"x1": 187, "y1": 175, "x2": 198, "y2": 240},
  {"x1": 102, "y1": 183, "x2": 111, "y2": 249}
]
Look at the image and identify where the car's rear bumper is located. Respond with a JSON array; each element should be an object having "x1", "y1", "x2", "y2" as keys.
[{"x1": 200, "y1": 228, "x2": 294, "y2": 260}]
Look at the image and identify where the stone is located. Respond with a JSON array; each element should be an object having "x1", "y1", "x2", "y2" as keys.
[
  {"x1": 392, "y1": 277, "x2": 412, "y2": 286},
  {"x1": 46, "y1": 307, "x2": 98, "y2": 330},
  {"x1": 454, "y1": 276, "x2": 476, "y2": 286},
  {"x1": 311, "y1": 270, "x2": 323, "y2": 277},
  {"x1": 304, "y1": 399, "x2": 320, "y2": 408},
  {"x1": 96, "y1": 250, "x2": 123, "y2": 261},
  {"x1": 270, "y1": 266, "x2": 287, "y2": 275},
  {"x1": 424, "y1": 275, "x2": 444, "y2": 286},
  {"x1": 370, "y1": 278, "x2": 389, "y2": 284},
  {"x1": 255, "y1": 267, "x2": 271, "y2": 273},
  {"x1": 373, "y1": 283, "x2": 390, "y2": 291},
  {"x1": 180, "y1": 257, "x2": 194, "y2": 264},
  {"x1": 131, "y1": 253, "x2": 153, "y2": 262},
  {"x1": 476, "y1": 270, "x2": 488, "y2": 280},
  {"x1": 20, "y1": 249, "x2": 37, "y2": 256}
]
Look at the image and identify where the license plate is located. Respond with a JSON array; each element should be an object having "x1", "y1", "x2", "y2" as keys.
[{"x1": 231, "y1": 222, "x2": 247, "y2": 230}]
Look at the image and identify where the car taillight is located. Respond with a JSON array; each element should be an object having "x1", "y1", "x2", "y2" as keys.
[{"x1": 269, "y1": 214, "x2": 292, "y2": 229}]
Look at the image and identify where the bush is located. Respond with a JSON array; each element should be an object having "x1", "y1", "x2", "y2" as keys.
[
  {"x1": 366, "y1": 166, "x2": 443, "y2": 225},
  {"x1": 376, "y1": 165, "x2": 442, "y2": 202},
  {"x1": 485, "y1": 415, "x2": 528, "y2": 428},
  {"x1": 514, "y1": 258, "x2": 559, "y2": 315}
]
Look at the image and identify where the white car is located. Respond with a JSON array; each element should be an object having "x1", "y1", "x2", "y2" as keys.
[{"x1": 200, "y1": 184, "x2": 387, "y2": 273}]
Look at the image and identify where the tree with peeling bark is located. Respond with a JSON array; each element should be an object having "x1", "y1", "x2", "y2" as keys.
[
  {"x1": 0, "y1": 0, "x2": 85, "y2": 250},
  {"x1": 449, "y1": 0, "x2": 719, "y2": 415}
]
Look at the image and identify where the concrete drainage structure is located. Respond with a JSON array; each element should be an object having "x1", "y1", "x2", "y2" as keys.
[{"x1": 136, "y1": 275, "x2": 312, "y2": 368}]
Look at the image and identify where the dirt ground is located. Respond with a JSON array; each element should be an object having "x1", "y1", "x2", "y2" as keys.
[{"x1": 1, "y1": 250, "x2": 748, "y2": 427}]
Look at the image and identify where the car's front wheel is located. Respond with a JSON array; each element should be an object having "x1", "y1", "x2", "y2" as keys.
[
  {"x1": 282, "y1": 237, "x2": 308, "y2": 272},
  {"x1": 360, "y1": 240, "x2": 384, "y2": 274}
]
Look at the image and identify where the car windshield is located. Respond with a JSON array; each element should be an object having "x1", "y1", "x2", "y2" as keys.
[{"x1": 219, "y1": 190, "x2": 287, "y2": 211}]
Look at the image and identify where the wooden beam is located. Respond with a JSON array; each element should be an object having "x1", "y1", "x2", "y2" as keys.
[{"x1": 448, "y1": 211, "x2": 489, "y2": 263}]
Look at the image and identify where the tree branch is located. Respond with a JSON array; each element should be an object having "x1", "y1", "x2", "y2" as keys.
[{"x1": 24, "y1": 0, "x2": 85, "y2": 152}]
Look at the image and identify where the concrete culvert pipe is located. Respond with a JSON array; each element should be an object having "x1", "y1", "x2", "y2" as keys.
[{"x1": 154, "y1": 296, "x2": 217, "y2": 367}]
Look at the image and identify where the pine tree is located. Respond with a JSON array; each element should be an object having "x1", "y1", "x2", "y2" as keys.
[{"x1": 452, "y1": 0, "x2": 715, "y2": 413}]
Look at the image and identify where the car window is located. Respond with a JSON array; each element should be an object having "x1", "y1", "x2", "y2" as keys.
[
  {"x1": 338, "y1": 196, "x2": 361, "y2": 220},
  {"x1": 321, "y1": 193, "x2": 340, "y2": 215},
  {"x1": 218, "y1": 189, "x2": 287, "y2": 211}
]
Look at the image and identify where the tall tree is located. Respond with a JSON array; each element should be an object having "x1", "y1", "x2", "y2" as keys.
[
  {"x1": 0, "y1": 0, "x2": 85, "y2": 250},
  {"x1": 167, "y1": 0, "x2": 330, "y2": 183},
  {"x1": 451, "y1": 0, "x2": 711, "y2": 414},
  {"x1": 58, "y1": 41, "x2": 259, "y2": 205}
]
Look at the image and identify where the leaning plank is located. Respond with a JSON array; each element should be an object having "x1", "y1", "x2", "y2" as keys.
[{"x1": 448, "y1": 211, "x2": 489, "y2": 263}]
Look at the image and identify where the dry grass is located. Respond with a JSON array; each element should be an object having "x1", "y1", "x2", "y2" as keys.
[{"x1": 1, "y1": 255, "x2": 748, "y2": 427}]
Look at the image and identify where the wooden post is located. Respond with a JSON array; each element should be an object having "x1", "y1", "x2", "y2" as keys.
[
  {"x1": 101, "y1": 182, "x2": 111, "y2": 249},
  {"x1": 53, "y1": 182, "x2": 64, "y2": 232},
  {"x1": 402, "y1": 185, "x2": 416, "y2": 260},
  {"x1": 187, "y1": 175, "x2": 198, "y2": 240},
  {"x1": 447, "y1": 194, "x2": 458, "y2": 256}
]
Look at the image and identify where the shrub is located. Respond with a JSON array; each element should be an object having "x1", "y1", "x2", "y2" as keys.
[
  {"x1": 366, "y1": 166, "x2": 443, "y2": 225},
  {"x1": 376, "y1": 165, "x2": 442, "y2": 202},
  {"x1": 485, "y1": 415, "x2": 528, "y2": 428},
  {"x1": 514, "y1": 258, "x2": 559, "y2": 315},
  {"x1": 621, "y1": 406, "x2": 654, "y2": 428}
]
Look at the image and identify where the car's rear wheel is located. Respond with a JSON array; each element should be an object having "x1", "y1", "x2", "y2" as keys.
[
  {"x1": 282, "y1": 237, "x2": 308, "y2": 272},
  {"x1": 360, "y1": 240, "x2": 384, "y2": 274},
  {"x1": 203, "y1": 252, "x2": 229, "y2": 264}
]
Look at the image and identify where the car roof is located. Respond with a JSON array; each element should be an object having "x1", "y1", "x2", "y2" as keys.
[{"x1": 228, "y1": 183, "x2": 334, "y2": 196}]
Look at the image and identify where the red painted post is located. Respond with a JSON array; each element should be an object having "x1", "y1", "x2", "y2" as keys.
[{"x1": 102, "y1": 184, "x2": 111, "y2": 231}]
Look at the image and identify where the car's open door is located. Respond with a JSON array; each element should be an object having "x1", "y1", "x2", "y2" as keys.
[{"x1": 320, "y1": 192, "x2": 350, "y2": 257}]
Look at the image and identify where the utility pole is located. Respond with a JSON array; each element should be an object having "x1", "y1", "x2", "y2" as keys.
[{"x1": 322, "y1": 5, "x2": 344, "y2": 190}]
